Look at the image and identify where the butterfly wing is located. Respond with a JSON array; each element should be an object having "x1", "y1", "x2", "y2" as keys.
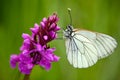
[
  {"x1": 65, "y1": 32, "x2": 98, "y2": 68},
  {"x1": 75, "y1": 30, "x2": 117, "y2": 59}
]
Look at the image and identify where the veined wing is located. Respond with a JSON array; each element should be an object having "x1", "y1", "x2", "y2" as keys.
[
  {"x1": 65, "y1": 33, "x2": 98, "y2": 68},
  {"x1": 74, "y1": 30, "x2": 117, "y2": 59}
]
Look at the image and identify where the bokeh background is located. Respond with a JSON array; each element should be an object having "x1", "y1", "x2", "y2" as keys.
[{"x1": 0, "y1": 0, "x2": 120, "y2": 80}]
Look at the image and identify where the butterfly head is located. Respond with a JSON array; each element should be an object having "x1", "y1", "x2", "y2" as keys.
[{"x1": 63, "y1": 25, "x2": 74, "y2": 38}]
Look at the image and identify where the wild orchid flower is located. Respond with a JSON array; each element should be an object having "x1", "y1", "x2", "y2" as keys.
[{"x1": 10, "y1": 13, "x2": 60, "y2": 75}]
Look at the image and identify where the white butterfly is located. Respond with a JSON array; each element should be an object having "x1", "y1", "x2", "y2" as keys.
[{"x1": 63, "y1": 8, "x2": 117, "y2": 68}]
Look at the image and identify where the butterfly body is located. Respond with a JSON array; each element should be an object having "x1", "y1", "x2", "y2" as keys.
[{"x1": 63, "y1": 25, "x2": 117, "y2": 68}]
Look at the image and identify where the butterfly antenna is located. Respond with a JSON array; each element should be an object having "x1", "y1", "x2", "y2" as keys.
[{"x1": 68, "y1": 8, "x2": 72, "y2": 26}]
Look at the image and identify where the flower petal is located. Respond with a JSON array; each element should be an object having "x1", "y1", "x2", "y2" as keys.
[
  {"x1": 49, "y1": 31, "x2": 56, "y2": 39},
  {"x1": 54, "y1": 26, "x2": 60, "y2": 31},
  {"x1": 10, "y1": 54, "x2": 19, "y2": 68},
  {"x1": 40, "y1": 22, "x2": 45, "y2": 28},
  {"x1": 43, "y1": 35, "x2": 48, "y2": 40},
  {"x1": 30, "y1": 23, "x2": 39, "y2": 34},
  {"x1": 20, "y1": 39, "x2": 31, "y2": 51},
  {"x1": 22, "y1": 33, "x2": 31, "y2": 39},
  {"x1": 42, "y1": 18, "x2": 47, "y2": 24},
  {"x1": 19, "y1": 53, "x2": 32, "y2": 63},
  {"x1": 53, "y1": 55, "x2": 60, "y2": 62},
  {"x1": 18, "y1": 62, "x2": 33, "y2": 74},
  {"x1": 39, "y1": 59, "x2": 51, "y2": 70},
  {"x1": 36, "y1": 44, "x2": 42, "y2": 51}
]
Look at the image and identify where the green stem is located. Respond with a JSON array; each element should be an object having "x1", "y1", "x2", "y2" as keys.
[{"x1": 23, "y1": 74, "x2": 30, "y2": 80}]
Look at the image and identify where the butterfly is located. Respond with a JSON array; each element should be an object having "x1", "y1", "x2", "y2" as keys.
[{"x1": 63, "y1": 8, "x2": 117, "y2": 68}]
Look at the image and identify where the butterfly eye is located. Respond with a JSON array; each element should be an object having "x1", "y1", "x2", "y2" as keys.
[{"x1": 66, "y1": 25, "x2": 73, "y2": 31}]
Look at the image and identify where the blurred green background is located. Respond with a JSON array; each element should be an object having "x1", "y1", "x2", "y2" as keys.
[{"x1": 0, "y1": 0, "x2": 120, "y2": 80}]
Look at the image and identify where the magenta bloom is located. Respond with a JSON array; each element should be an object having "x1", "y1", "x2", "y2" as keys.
[{"x1": 10, "y1": 13, "x2": 60, "y2": 74}]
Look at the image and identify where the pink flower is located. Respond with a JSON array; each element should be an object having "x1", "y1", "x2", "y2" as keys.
[{"x1": 10, "y1": 13, "x2": 60, "y2": 74}]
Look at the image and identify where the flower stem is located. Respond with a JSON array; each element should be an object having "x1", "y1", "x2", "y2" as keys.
[{"x1": 23, "y1": 74, "x2": 30, "y2": 80}]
